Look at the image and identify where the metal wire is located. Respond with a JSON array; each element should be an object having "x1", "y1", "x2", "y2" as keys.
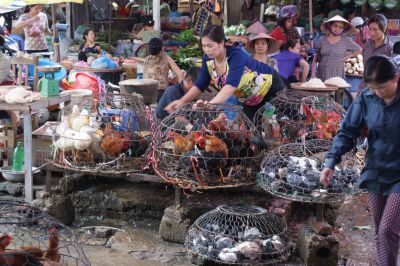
[
  {"x1": 0, "y1": 200, "x2": 90, "y2": 265},
  {"x1": 253, "y1": 90, "x2": 346, "y2": 146},
  {"x1": 50, "y1": 93, "x2": 156, "y2": 175},
  {"x1": 152, "y1": 103, "x2": 267, "y2": 190},
  {"x1": 258, "y1": 140, "x2": 365, "y2": 203},
  {"x1": 185, "y1": 204, "x2": 293, "y2": 265}
]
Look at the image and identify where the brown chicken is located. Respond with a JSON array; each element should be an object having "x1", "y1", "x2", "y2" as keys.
[
  {"x1": 100, "y1": 124, "x2": 131, "y2": 157},
  {"x1": 0, "y1": 228, "x2": 61, "y2": 266},
  {"x1": 0, "y1": 234, "x2": 12, "y2": 252},
  {"x1": 203, "y1": 135, "x2": 229, "y2": 159},
  {"x1": 43, "y1": 227, "x2": 60, "y2": 262},
  {"x1": 208, "y1": 113, "x2": 228, "y2": 132},
  {"x1": 168, "y1": 132, "x2": 195, "y2": 155}
]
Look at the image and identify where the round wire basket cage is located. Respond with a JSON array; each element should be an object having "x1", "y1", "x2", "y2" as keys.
[
  {"x1": 258, "y1": 139, "x2": 364, "y2": 203},
  {"x1": 0, "y1": 200, "x2": 90, "y2": 265},
  {"x1": 51, "y1": 93, "x2": 155, "y2": 175},
  {"x1": 253, "y1": 90, "x2": 346, "y2": 147},
  {"x1": 185, "y1": 204, "x2": 293, "y2": 265},
  {"x1": 152, "y1": 103, "x2": 268, "y2": 190}
]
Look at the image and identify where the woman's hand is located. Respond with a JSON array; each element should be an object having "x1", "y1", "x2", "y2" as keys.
[
  {"x1": 30, "y1": 16, "x2": 40, "y2": 23},
  {"x1": 164, "y1": 99, "x2": 185, "y2": 113},
  {"x1": 320, "y1": 168, "x2": 334, "y2": 187},
  {"x1": 193, "y1": 100, "x2": 208, "y2": 109}
]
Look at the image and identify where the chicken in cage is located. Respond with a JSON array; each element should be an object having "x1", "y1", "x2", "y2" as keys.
[
  {"x1": 0, "y1": 200, "x2": 90, "y2": 266},
  {"x1": 253, "y1": 90, "x2": 346, "y2": 147},
  {"x1": 185, "y1": 204, "x2": 292, "y2": 265},
  {"x1": 51, "y1": 93, "x2": 155, "y2": 175},
  {"x1": 258, "y1": 140, "x2": 364, "y2": 203},
  {"x1": 152, "y1": 103, "x2": 268, "y2": 190}
]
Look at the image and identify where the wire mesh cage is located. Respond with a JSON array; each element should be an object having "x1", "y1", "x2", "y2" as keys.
[
  {"x1": 185, "y1": 204, "x2": 292, "y2": 265},
  {"x1": 0, "y1": 200, "x2": 90, "y2": 266},
  {"x1": 51, "y1": 93, "x2": 155, "y2": 175},
  {"x1": 253, "y1": 90, "x2": 346, "y2": 147},
  {"x1": 258, "y1": 139, "x2": 364, "y2": 203},
  {"x1": 152, "y1": 103, "x2": 268, "y2": 190}
]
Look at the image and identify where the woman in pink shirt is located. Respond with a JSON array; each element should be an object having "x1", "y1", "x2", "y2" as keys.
[{"x1": 13, "y1": 5, "x2": 52, "y2": 54}]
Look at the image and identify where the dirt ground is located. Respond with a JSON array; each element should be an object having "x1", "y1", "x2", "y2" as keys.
[{"x1": 78, "y1": 195, "x2": 376, "y2": 266}]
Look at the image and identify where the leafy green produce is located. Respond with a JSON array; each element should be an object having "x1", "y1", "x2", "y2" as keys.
[
  {"x1": 176, "y1": 29, "x2": 199, "y2": 44},
  {"x1": 167, "y1": 43, "x2": 202, "y2": 70}
]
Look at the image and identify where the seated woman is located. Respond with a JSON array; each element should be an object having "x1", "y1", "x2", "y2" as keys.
[
  {"x1": 143, "y1": 38, "x2": 184, "y2": 102},
  {"x1": 165, "y1": 25, "x2": 286, "y2": 120},
  {"x1": 78, "y1": 29, "x2": 102, "y2": 63},
  {"x1": 245, "y1": 32, "x2": 280, "y2": 71},
  {"x1": 273, "y1": 39, "x2": 309, "y2": 85}
]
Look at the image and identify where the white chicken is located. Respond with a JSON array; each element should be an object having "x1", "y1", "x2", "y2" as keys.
[
  {"x1": 4, "y1": 86, "x2": 41, "y2": 104},
  {"x1": 218, "y1": 249, "x2": 238, "y2": 263},
  {"x1": 70, "y1": 109, "x2": 90, "y2": 132},
  {"x1": 231, "y1": 241, "x2": 261, "y2": 260},
  {"x1": 80, "y1": 126, "x2": 106, "y2": 160}
]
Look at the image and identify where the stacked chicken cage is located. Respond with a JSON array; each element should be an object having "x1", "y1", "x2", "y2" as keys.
[
  {"x1": 253, "y1": 90, "x2": 345, "y2": 147},
  {"x1": 185, "y1": 204, "x2": 293, "y2": 264},
  {"x1": 0, "y1": 200, "x2": 90, "y2": 265},
  {"x1": 152, "y1": 103, "x2": 268, "y2": 190},
  {"x1": 258, "y1": 140, "x2": 364, "y2": 203},
  {"x1": 51, "y1": 93, "x2": 155, "y2": 175}
]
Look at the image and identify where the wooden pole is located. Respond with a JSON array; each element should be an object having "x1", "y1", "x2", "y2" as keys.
[
  {"x1": 84, "y1": 0, "x2": 90, "y2": 24},
  {"x1": 108, "y1": 0, "x2": 112, "y2": 51},
  {"x1": 66, "y1": 3, "x2": 71, "y2": 39},
  {"x1": 308, "y1": 0, "x2": 313, "y2": 47},
  {"x1": 51, "y1": 4, "x2": 60, "y2": 62}
]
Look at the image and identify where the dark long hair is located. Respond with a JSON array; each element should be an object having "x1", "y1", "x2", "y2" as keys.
[
  {"x1": 201, "y1": 25, "x2": 225, "y2": 44},
  {"x1": 364, "y1": 56, "x2": 399, "y2": 85}
]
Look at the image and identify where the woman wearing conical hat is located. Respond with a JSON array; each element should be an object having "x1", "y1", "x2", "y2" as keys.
[{"x1": 311, "y1": 15, "x2": 362, "y2": 81}]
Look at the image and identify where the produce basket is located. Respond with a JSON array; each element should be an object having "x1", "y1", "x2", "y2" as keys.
[
  {"x1": 253, "y1": 90, "x2": 345, "y2": 147},
  {"x1": 152, "y1": 103, "x2": 267, "y2": 190},
  {"x1": 0, "y1": 200, "x2": 90, "y2": 265},
  {"x1": 257, "y1": 139, "x2": 364, "y2": 203},
  {"x1": 185, "y1": 204, "x2": 293, "y2": 265},
  {"x1": 50, "y1": 93, "x2": 156, "y2": 175}
]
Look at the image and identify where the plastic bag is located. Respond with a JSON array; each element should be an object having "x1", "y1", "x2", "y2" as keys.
[{"x1": 90, "y1": 55, "x2": 118, "y2": 70}]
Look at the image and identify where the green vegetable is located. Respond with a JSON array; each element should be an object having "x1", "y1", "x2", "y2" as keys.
[{"x1": 176, "y1": 29, "x2": 199, "y2": 44}]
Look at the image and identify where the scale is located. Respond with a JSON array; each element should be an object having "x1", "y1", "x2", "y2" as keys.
[{"x1": 37, "y1": 65, "x2": 62, "y2": 97}]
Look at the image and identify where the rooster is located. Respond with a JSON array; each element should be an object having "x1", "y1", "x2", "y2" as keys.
[
  {"x1": 168, "y1": 132, "x2": 195, "y2": 155},
  {"x1": 100, "y1": 124, "x2": 131, "y2": 157}
]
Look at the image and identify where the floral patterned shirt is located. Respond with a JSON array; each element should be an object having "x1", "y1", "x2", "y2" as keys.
[
  {"x1": 143, "y1": 53, "x2": 170, "y2": 91},
  {"x1": 17, "y1": 12, "x2": 50, "y2": 51}
]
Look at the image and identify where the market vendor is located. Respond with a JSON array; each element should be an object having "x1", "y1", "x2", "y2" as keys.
[
  {"x1": 13, "y1": 4, "x2": 52, "y2": 54},
  {"x1": 143, "y1": 38, "x2": 184, "y2": 102},
  {"x1": 269, "y1": 5, "x2": 300, "y2": 45},
  {"x1": 133, "y1": 19, "x2": 161, "y2": 44},
  {"x1": 164, "y1": 25, "x2": 286, "y2": 120},
  {"x1": 78, "y1": 29, "x2": 102, "y2": 63},
  {"x1": 311, "y1": 15, "x2": 361, "y2": 81},
  {"x1": 320, "y1": 55, "x2": 400, "y2": 266},
  {"x1": 245, "y1": 32, "x2": 280, "y2": 72},
  {"x1": 157, "y1": 67, "x2": 200, "y2": 120}
]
